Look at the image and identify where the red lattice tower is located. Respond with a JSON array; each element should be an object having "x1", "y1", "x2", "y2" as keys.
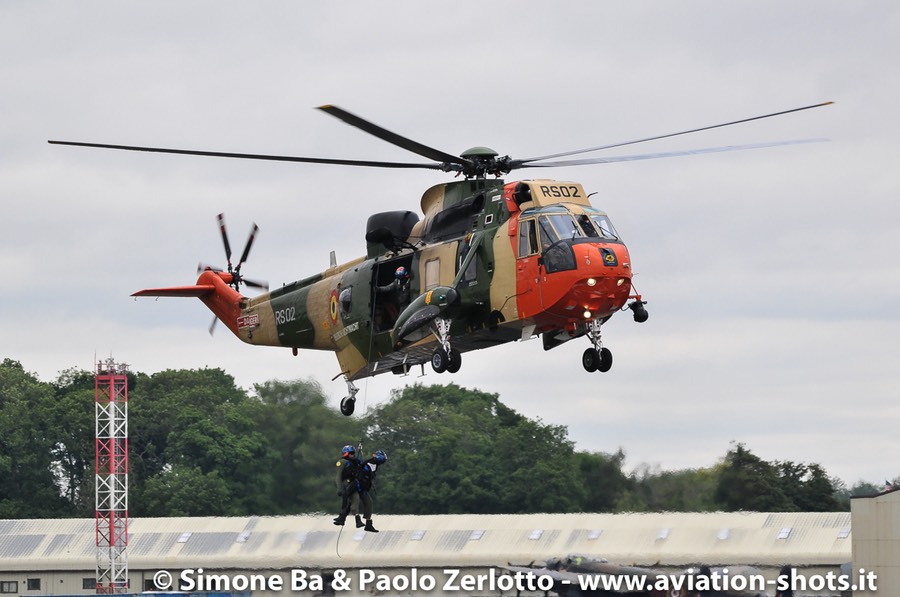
[{"x1": 95, "y1": 358, "x2": 129, "y2": 593}]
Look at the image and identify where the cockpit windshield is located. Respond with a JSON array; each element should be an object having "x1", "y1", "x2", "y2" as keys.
[
  {"x1": 522, "y1": 206, "x2": 621, "y2": 248},
  {"x1": 539, "y1": 213, "x2": 584, "y2": 246}
]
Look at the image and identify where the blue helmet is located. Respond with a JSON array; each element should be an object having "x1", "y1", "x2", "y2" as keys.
[
  {"x1": 341, "y1": 445, "x2": 356, "y2": 459},
  {"x1": 395, "y1": 266, "x2": 409, "y2": 280},
  {"x1": 373, "y1": 449, "x2": 387, "y2": 464}
]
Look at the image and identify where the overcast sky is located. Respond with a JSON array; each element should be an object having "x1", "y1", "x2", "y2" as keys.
[{"x1": 2, "y1": 2, "x2": 897, "y2": 487}]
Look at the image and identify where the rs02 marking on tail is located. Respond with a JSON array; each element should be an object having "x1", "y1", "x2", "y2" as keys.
[{"x1": 274, "y1": 306, "x2": 296, "y2": 325}]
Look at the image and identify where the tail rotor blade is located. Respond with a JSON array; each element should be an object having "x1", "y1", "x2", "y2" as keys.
[
  {"x1": 217, "y1": 213, "x2": 233, "y2": 270},
  {"x1": 236, "y1": 223, "x2": 259, "y2": 272},
  {"x1": 242, "y1": 277, "x2": 269, "y2": 291}
]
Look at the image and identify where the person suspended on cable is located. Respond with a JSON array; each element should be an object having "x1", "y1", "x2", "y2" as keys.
[
  {"x1": 335, "y1": 448, "x2": 388, "y2": 533},
  {"x1": 333, "y1": 444, "x2": 362, "y2": 527}
]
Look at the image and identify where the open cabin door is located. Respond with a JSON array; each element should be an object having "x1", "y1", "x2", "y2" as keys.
[{"x1": 371, "y1": 254, "x2": 415, "y2": 333}]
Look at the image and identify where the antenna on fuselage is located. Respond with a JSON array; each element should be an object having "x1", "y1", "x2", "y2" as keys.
[{"x1": 329, "y1": 250, "x2": 337, "y2": 268}]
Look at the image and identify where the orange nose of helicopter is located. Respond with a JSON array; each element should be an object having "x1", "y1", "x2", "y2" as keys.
[{"x1": 540, "y1": 241, "x2": 634, "y2": 324}]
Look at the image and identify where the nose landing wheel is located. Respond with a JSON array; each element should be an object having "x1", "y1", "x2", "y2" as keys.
[
  {"x1": 583, "y1": 319, "x2": 613, "y2": 373},
  {"x1": 582, "y1": 347, "x2": 612, "y2": 373}
]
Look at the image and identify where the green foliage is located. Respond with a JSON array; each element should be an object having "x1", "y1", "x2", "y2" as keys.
[
  {"x1": 49, "y1": 368, "x2": 97, "y2": 515},
  {"x1": 363, "y1": 383, "x2": 585, "y2": 514},
  {"x1": 252, "y1": 378, "x2": 361, "y2": 513},
  {"x1": 0, "y1": 359, "x2": 73, "y2": 517},
  {"x1": 0, "y1": 358, "x2": 882, "y2": 517},
  {"x1": 618, "y1": 464, "x2": 721, "y2": 512},
  {"x1": 716, "y1": 443, "x2": 843, "y2": 512},
  {"x1": 574, "y1": 449, "x2": 631, "y2": 512},
  {"x1": 139, "y1": 464, "x2": 231, "y2": 516}
]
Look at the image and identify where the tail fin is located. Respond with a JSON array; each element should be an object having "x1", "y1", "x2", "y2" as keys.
[
  {"x1": 132, "y1": 285, "x2": 215, "y2": 298},
  {"x1": 132, "y1": 270, "x2": 244, "y2": 336}
]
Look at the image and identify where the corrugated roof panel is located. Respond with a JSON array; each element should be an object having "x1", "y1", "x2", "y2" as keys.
[
  {"x1": 0, "y1": 534, "x2": 43, "y2": 558},
  {"x1": 130, "y1": 532, "x2": 169, "y2": 556},
  {"x1": 359, "y1": 530, "x2": 404, "y2": 553},
  {"x1": 436, "y1": 530, "x2": 472, "y2": 552},
  {"x1": 296, "y1": 531, "x2": 332, "y2": 553},
  {"x1": 531, "y1": 529, "x2": 560, "y2": 546},
  {"x1": 0, "y1": 512, "x2": 854, "y2": 572},
  {"x1": 41, "y1": 533, "x2": 75, "y2": 557},
  {"x1": 179, "y1": 532, "x2": 237, "y2": 556}
]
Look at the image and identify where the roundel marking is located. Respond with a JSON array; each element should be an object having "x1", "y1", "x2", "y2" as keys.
[{"x1": 329, "y1": 290, "x2": 339, "y2": 323}]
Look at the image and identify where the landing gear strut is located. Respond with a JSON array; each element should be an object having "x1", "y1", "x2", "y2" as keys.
[
  {"x1": 340, "y1": 380, "x2": 358, "y2": 416},
  {"x1": 431, "y1": 318, "x2": 462, "y2": 374},
  {"x1": 583, "y1": 319, "x2": 612, "y2": 373}
]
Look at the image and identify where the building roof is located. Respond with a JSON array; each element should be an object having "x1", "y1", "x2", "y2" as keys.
[{"x1": 0, "y1": 512, "x2": 851, "y2": 571}]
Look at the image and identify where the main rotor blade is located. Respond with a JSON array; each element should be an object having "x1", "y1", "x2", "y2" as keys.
[
  {"x1": 317, "y1": 104, "x2": 472, "y2": 168},
  {"x1": 516, "y1": 138, "x2": 827, "y2": 169},
  {"x1": 516, "y1": 101, "x2": 833, "y2": 165},
  {"x1": 47, "y1": 140, "x2": 446, "y2": 170}
]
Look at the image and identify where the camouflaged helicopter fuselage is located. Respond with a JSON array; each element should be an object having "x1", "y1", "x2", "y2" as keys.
[{"x1": 224, "y1": 177, "x2": 632, "y2": 381}]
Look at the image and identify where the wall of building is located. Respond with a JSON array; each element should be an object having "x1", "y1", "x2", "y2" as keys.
[{"x1": 852, "y1": 487, "x2": 899, "y2": 597}]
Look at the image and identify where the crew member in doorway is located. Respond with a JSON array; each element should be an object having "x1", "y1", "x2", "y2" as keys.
[{"x1": 375, "y1": 266, "x2": 411, "y2": 325}]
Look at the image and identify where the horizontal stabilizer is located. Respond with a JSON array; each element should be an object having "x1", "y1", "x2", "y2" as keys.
[{"x1": 132, "y1": 285, "x2": 216, "y2": 298}]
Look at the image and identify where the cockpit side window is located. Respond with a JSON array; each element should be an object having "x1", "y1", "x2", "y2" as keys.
[
  {"x1": 538, "y1": 217, "x2": 557, "y2": 249},
  {"x1": 517, "y1": 219, "x2": 538, "y2": 257},
  {"x1": 589, "y1": 214, "x2": 620, "y2": 240}
]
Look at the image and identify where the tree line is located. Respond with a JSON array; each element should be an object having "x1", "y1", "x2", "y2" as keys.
[{"x1": 0, "y1": 358, "x2": 891, "y2": 518}]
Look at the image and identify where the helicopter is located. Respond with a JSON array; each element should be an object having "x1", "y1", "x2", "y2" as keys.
[{"x1": 49, "y1": 101, "x2": 831, "y2": 416}]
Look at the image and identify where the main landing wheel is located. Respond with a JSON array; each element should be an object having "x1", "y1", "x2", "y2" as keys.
[
  {"x1": 582, "y1": 348, "x2": 600, "y2": 372},
  {"x1": 431, "y1": 347, "x2": 449, "y2": 373},
  {"x1": 598, "y1": 347, "x2": 613, "y2": 373},
  {"x1": 447, "y1": 348, "x2": 462, "y2": 373},
  {"x1": 340, "y1": 396, "x2": 356, "y2": 416}
]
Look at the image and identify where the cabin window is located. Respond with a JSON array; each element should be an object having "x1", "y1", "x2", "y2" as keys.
[
  {"x1": 339, "y1": 287, "x2": 352, "y2": 317},
  {"x1": 1, "y1": 582, "x2": 18, "y2": 594},
  {"x1": 424, "y1": 259, "x2": 441, "y2": 290},
  {"x1": 517, "y1": 219, "x2": 537, "y2": 257}
]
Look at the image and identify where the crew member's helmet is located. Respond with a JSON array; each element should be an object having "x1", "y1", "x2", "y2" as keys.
[
  {"x1": 342, "y1": 445, "x2": 356, "y2": 459},
  {"x1": 395, "y1": 266, "x2": 409, "y2": 280},
  {"x1": 373, "y1": 449, "x2": 388, "y2": 464}
]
